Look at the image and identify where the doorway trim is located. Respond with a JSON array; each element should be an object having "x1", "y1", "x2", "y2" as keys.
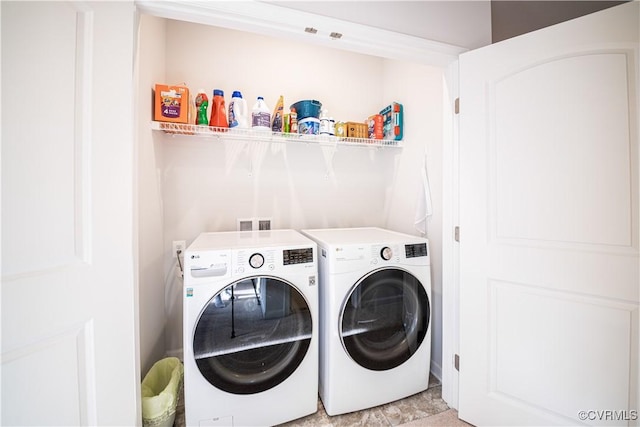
[{"x1": 133, "y1": 0, "x2": 463, "y2": 408}]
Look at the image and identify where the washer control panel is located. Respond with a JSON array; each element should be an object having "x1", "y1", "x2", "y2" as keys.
[
  {"x1": 380, "y1": 246, "x2": 393, "y2": 261},
  {"x1": 283, "y1": 247, "x2": 314, "y2": 265},
  {"x1": 236, "y1": 249, "x2": 274, "y2": 274},
  {"x1": 233, "y1": 247, "x2": 314, "y2": 275},
  {"x1": 249, "y1": 253, "x2": 265, "y2": 269}
]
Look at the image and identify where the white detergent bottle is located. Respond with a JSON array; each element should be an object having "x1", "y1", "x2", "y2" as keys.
[
  {"x1": 228, "y1": 91, "x2": 248, "y2": 129},
  {"x1": 319, "y1": 108, "x2": 331, "y2": 135},
  {"x1": 252, "y1": 96, "x2": 271, "y2": 131}
]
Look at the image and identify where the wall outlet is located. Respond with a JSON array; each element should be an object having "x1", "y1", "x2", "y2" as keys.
[{"x1": 172, "y1": 240, "x2": 186, "y2": 258}]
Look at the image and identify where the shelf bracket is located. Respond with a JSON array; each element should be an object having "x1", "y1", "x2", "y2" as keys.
[
  {"x1": 223, "y1": 139, "x2": 248, "y2": 177},
  {"x1": 248, "y1": 139, "x2": 270, "y2": 178},
  {"x1": 321, "y1": 143, "x2": 338, "y2": 180}
]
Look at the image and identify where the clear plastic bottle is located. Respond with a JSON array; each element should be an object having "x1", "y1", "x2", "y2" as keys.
[
  {"x1": 319, "y1": 108, "x2": 331, "y2": 135},
  {"x1": 289, "y1": 107, "x2": 298, "y2": 133},
  {"x1": 209, "y1": 89, "x2": 228, "y2": 128},
  {"x1": 252, "y1": 96, "x2": 271, "y2": 130},
  {"x1": 271, "y1": 95, "x2": 284, "y2": 132},
  {"x1": 228, "y1": 91, "x2": 248, "y2": 129}
]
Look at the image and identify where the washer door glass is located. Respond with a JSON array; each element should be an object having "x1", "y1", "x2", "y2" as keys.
[
  {"x1": 193, "y1": 276, "x2": 312, "y2": 394},
  {"x1": 341, "y1": 268, "x2": 430, "y2": 371}
]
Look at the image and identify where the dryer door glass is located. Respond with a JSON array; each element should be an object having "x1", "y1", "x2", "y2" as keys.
[
  {"x1": 192, "y1": 276, "x2": 313, "y2": 394},
  {"x1": 340, "y1": 268, "x2": 430, "y2": 371}
]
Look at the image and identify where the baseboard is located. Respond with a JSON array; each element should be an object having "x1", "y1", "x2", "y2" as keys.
[{"x1": 430, "y1": 359, "x2": 443, "y2": 383}]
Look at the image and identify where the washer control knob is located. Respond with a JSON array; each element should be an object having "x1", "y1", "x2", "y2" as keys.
[
  {"x1": 380, "y1": 247, "x2": 393, "y2": 261},
  {"x1": 249, "y1": 253, "x2": 265, "y2": 269}
]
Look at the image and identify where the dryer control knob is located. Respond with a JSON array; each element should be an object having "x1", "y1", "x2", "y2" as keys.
[
  {"x1": 249, "y1": 253, "x2": 265, "y2": 269},
  {"x1": 380, "y1": 247, "x2": 393, "y2": 261}
]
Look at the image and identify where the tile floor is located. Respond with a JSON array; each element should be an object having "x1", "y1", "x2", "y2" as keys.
[{"x1": 175, "y1": 376, "x2": 473, "y2": 427}]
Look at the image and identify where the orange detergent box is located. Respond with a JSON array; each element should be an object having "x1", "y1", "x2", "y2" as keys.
[{"x1": 154, "y1": 84, "x2": 189, "y2": 123}]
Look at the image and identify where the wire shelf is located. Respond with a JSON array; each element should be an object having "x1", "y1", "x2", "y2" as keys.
[{"x1": 151, "y1": 121, "x2": 402, "y2": 148}]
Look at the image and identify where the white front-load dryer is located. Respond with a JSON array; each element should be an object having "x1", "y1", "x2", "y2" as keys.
[
  {"x1": 183, "y1": 230, "x2": 318, "y2": 426},
  {"x1": 301, "y1": 227, "x2": 431, "y2": 416}
]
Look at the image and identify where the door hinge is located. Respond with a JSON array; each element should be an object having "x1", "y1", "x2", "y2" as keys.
[
  {"x1": 454, "y1": 226, "x2": 460, "y2": 242},
  {"x1": 454, "y1": 98, "x2": 459, "y2": 114},
  {"x1": 454, "y1": 354, "x2": 460, "y2": 371}
]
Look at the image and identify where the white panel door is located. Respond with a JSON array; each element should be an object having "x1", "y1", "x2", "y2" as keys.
[
  {"x1": 1, "y1": 2, "x2": 139, "y2": 425},
  {"x1": 459, "y1": 2, "x2": 639, "y2": 426}
]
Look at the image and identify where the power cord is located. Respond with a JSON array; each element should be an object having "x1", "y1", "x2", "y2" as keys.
[{"x1": 176, "y1": 249, "x2": 184, "y2": 277}]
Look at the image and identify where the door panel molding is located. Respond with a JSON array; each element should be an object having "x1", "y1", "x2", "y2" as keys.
[
  {"x1": 73, "y1": 7, "x2": 94, "y2": 264},
  {"x1": 488, "y1": 50, "x2": 636, "y2": 249},
  {"x1": 1, "y1": 320, "x2": 98, "y2": 425},
  {"x1": 2, "y1": 2, "x2": 78, "y2": 277},
  {"x1": 488, "y1": 279, "x2": 635, "y2": 424}
]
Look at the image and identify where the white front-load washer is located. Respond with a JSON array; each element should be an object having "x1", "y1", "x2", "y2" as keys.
[
  {"x1": 183, "y1": 230, "x2": 318, "y2": 426},
  {"x1": 301, "y1": 227, "x2": 431, "y2": 416}
]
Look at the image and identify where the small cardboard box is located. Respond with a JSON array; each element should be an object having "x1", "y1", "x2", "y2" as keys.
[
  {"x1": 347, "y1": 122, "x2": 367, "y2": 139},
  {"x1": 154, "y1": 84, "x2": 189, "y2": 123}
]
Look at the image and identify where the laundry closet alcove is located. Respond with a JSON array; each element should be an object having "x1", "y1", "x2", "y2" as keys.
[{"x1": 135, "y1": 0, "x2": 459, "y2": 403}]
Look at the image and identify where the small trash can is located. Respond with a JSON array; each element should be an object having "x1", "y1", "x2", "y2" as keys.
[{"x1": 141, "y1": 357, "x2": 183, "y2": 427}]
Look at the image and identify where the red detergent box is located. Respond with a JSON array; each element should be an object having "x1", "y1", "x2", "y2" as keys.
[
  {"x1": 380, "y1": 102, "x2": 403, "y2": 141},
  {"x1": 367, "y1": 114, "x2": 383, "y2": 139}
]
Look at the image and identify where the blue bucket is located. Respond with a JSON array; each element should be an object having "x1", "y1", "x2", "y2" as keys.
[{"x1": 290, "y1": 100, "x2": 322, "y2": 120}]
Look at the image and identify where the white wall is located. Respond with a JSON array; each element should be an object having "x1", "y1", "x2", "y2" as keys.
[
  {"x1": 382, "y1": 59, "x2": 444, "y2": 378},
  {"x1": 137, "y1": 18, "x2": 445, "y2": 378},
  {"x1": 137, "y1": 14, "x2": 167, "y2": 376}
]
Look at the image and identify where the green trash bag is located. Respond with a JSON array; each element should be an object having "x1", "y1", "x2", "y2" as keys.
[{"x1": 141, "y1": 357, "x2": 183, "y2": 427}]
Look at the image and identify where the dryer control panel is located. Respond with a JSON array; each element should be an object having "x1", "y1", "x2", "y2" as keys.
[
  {"x1": 405, "y1": 242, "x2": 428, "y2": 258},
  {"x1": 371, "y1": 244, "x2": 401, "y2": 264},
  {"x1": 325, "y1": 241, "x2": 430, "y2": 274}
]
